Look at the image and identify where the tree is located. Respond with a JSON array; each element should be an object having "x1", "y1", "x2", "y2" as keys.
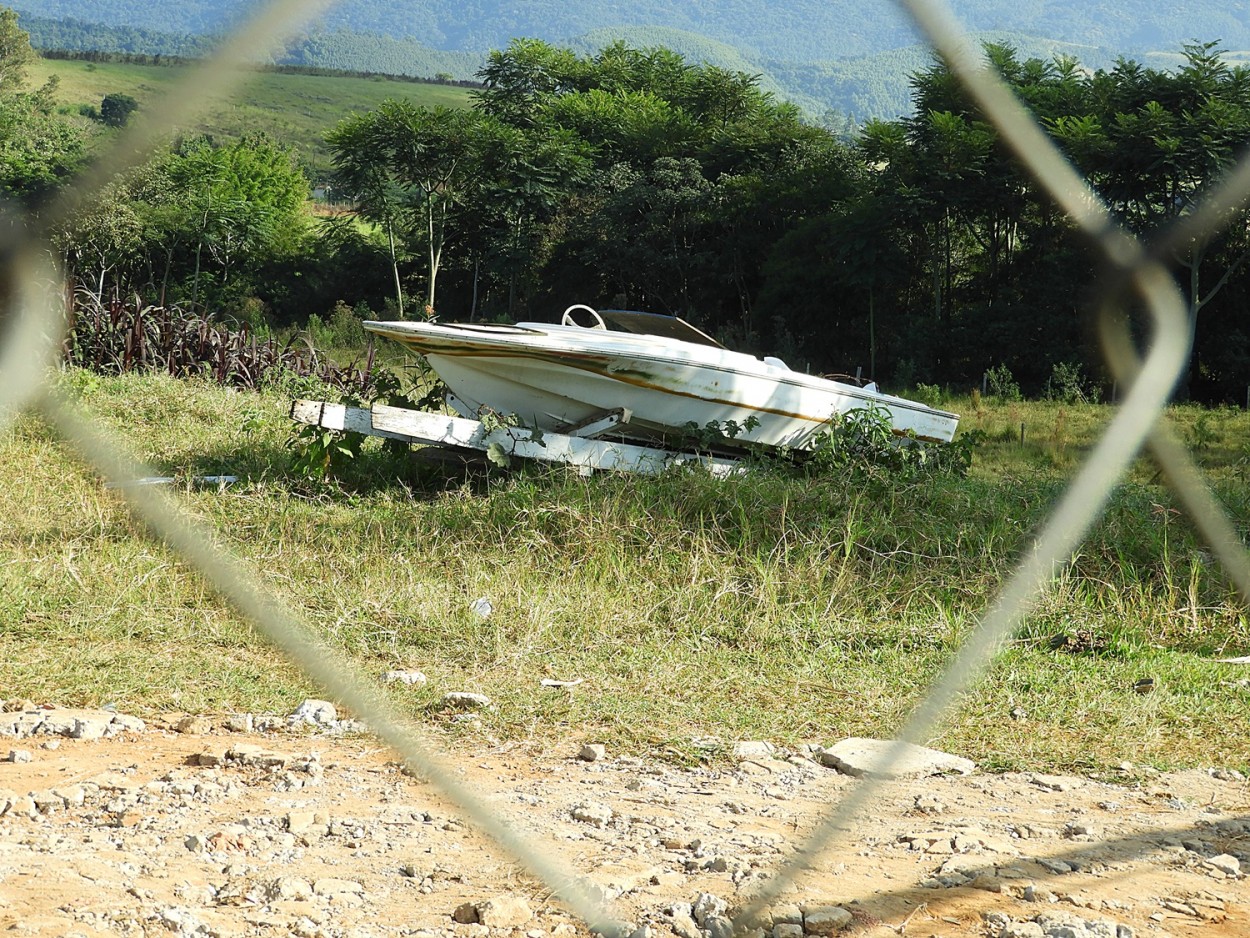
[
  {"x1": 0, "y1": 7, "x2": 35, "y2": 95},
  {"x1": 99, "y1": 92, "x2": 138, "y2": 127},
  {"x1": 1050, "y1": 42, "x2": 1250, "y2": 396},
  {"x1": 0, "y1": 9, "x2": 84, "y2": 207},
  {"x1": 330, "y1": 103, "x2": 539, "y2": 315}
]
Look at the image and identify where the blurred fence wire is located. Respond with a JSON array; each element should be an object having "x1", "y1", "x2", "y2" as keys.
[{"x1": 4, "y1": 0, "x2": 1250, "y2": 934}]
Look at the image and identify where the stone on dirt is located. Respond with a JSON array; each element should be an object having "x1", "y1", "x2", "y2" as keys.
[
  {"x1": 290, "y1": 699, "x2": 338, "y2": 727},
  {"x1": 476, "y1": 896, "x2": 533, "y2": 927},
  {"x1": 572, "y1": 801, "x2": 615, "y2": 828},
  {"x1": 801, "y1": 905, "x2": 852, "y2": 935},
  {"x1": 817, "y1": 738, "x2": 975, "y2": 779}
]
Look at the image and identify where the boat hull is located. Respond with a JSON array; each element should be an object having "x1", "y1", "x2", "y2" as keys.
[{"x1": 364, "y1": 320, "x2": 959, "y2": 447}]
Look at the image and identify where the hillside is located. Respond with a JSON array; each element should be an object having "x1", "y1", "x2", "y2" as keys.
[
  {"x1": 14, "y1": 0, "x2": 1250, "y2": 120},
  {"x1": 29, "y1": 56, "x2": 473, "y2": 179}
]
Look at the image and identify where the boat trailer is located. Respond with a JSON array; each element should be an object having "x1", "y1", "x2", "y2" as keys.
[{"x1": 289, "y1": 397, "x2": 743, "y2": 477}]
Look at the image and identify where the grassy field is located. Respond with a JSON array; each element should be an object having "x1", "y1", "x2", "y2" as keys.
[
  {"x1": 31, "y1": 57, "x2": 473, "y2": 178},
  {"x1": 3, "y1": 368, "x2": 1250, "y2": 775}
]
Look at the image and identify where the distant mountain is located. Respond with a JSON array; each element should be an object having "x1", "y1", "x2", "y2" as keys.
[{"x1": 13, "y1": 0, "x2": 1250, "y2": 120}]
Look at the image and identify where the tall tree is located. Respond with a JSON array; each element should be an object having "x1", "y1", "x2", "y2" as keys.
[{"x1": 0, "y1": 9, "x2": 84, "y2": 207}]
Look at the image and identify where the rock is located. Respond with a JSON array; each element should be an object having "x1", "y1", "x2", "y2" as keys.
[
  {"x1": 185, "y1": 834, "x2": 211, "y2": 853},
  {"x1": 290, "y1": 700, "x2": 338, "y2": 727},
  {"x1": 770, "y1": 905, "x2": 803, "y2": 927},
  {"x1": 223, "y1": 714, "x2": 254, "y2": 733},
  {"x1": 1028, "y1": 773, "x2": 1085, "y2": 792},
  {"x1": 175, "y1": 715, "x2": 213, "y2": 735},
  {"x1": 999, "y1": 924, "x2": 1044, "y2": 938},
  {"x1": 442, "y1": 692, "x2": 491, "y2": 710},
  {"x1": 287, "y1": 810, "x2": 325, "y2": 834},
  {"x1": 817, "y1": 738, "x2": 975, "y2": 779},
  {"x1": 802, "y1": 906, "x2": 852, "y2": 935},
  {"x1": 670, "y1": 912, "x2": 702, "y2": 938},
  {"x1": 579, "y1": 743, "x2": 607, "y2": 762},
  {"x1": 469, "y1": 597, "x2": 493, "y2": 618},
  {"x1": 1206, "y1": 854, "x2": 1241, "y2": 876},
  {"x1": 453, "y1": 903, "x2": 479, "y2": 924},
  {"x1": 692, "y1": 893, "x2": 728, "y2": 926},
  {"x1": 70, "y1": 714, "x2": 114, "y2": 740},
  {"x1": 265, "y1": 876, "x2": 313, "y2": 901},
  {"x1": 733, "y1": 741, "x2": 776, "y2": 760},
  {"x1": 108, "y1": 713, "x2": 146, "y2": 734},
  {"x1": 382, "y1": 670, "x2": 428, "y2": 686},
  {"x1": 0, "y1": 710, "x2": 44, "y2": 738},
  {"x1": 52, "y1": 784, "x2": 85, "y2": 807},
  {"x1": 226, "y1": 743, "x2": 287, "y2": 768},
  {"x1": 571, "y1": 802, "x2": 614, "y2": 828},
  {"x1": 775, "y1": 926, "x2": 804, "y2": 938},
  {"x1": 476, "y1": 896, "x2": 533, "y2": 928},
  {"x1": 7, "y1": 749, "x2": 32, "y2": 763},
  {"x1": 313, "y1": 878, "x2": 363, "y2": 897}
]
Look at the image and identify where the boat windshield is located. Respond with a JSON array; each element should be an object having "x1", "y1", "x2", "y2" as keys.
[{"x1": 596, "y1": 310, "x2": 726, "y2": 349}]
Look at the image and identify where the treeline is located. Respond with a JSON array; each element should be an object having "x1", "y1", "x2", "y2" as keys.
[
  {"x1": 20, "y1": 0, "x2": 1250, "y2": 64},
  {"x1": 11, "y1": 6, "x2": 1250, "y2": 403},
  {"x1": 20, "y1": 0, "x2": 1250, "y2": 122},
  {"x1": 19, "y1": 12, "x2": 486, "y2": 84},
  {"x1": 19, "y1": 12, "x2": 220, "y2": 58},
  {"x1": 37, "y1": 47, "x2": 483, "y2": 87}
]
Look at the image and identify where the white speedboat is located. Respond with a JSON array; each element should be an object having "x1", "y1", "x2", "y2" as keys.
[{"x1": 363, "y1": 305, "x2": 959, "y2": 449}]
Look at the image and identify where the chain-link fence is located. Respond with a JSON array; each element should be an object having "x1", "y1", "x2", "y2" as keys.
[{"x1": 4, "y1": 0, "x2": 1249, "y2": 934}]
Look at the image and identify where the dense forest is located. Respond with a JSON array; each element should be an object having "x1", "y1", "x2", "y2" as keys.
[
  {"x1": 14, "y1": 0, "x2": 1250, "y2": 121},
  {"x1": 15, "y1": 0, "x2": 1250, "y2": 60},
  {"x1": 6, "y1": 7, "x2": 1250, "y2": 403}
]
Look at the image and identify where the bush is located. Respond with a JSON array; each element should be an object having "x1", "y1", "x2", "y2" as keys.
[
  {"x1": 1044, "y1": 361, "x2": 1100, "y2": 405},
  {"x1": 985, "y1": 364, "x2": 1022, "y2": 402}
]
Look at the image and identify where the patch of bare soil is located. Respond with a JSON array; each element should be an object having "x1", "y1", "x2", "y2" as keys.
[{"x1": 0, "y1": 710, "x2": 1247, "y2": 938}]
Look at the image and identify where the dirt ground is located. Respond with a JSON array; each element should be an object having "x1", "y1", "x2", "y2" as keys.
[{"x1": 0, "y1": 709, "x2": 1247, "y2": 938}]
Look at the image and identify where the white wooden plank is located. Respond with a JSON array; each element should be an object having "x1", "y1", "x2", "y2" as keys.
[
  {"x1": 292, "y1": 399, "x2": 741, "y2": 476},
  {"x1": 289, "y1": 400, "x2": 417, "y2": 443},
  {"x1": 369, "y1": 402, "x2": 740, "y2": 476}
]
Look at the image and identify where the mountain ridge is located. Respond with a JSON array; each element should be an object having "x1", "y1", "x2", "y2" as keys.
[{"x1": 12, "y1": 1, "x2": 1249, "y2": 120}]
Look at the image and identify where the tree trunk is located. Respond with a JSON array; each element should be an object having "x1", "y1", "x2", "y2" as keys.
[{"x1": 387, "y1": 221, "x2": 404, "y2": 318}]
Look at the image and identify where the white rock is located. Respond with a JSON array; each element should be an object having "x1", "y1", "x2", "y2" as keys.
[
  {"x1": 313, "y1": 877, "x2": 364, "y2": 896},
  {"x1": 579, "y1": 743, "x2": 607, "y2": 762},
  {"x1": 290, "y1": 700, "x2": 338, "y2": 726},
  {"x1": 223, "y1": 713, "x2": 254, "y2": 733},
  {"x1": 670, "y1": 912, "x2": 702, "y2": 938},
  {"x1": 1207, "y1": 854, "x2": 1241, "y2": 876},
  {"x1": 382, "y1": 670, "x2": 428, "y2": 686},
  {"x1": 999, "y1": 924, "x2": 1044, "y2": 938},
  {"x1": 733, "y1": 741, "x2": 777, "y2": 760},
  {"x1": 818, "y1": 738, "x2": 975, "y2": 779},
  {"x1": 571, "y1": 802, "x2": 614, "y2": 828},
  {"x1": 801, "y1": 906, "x2": 852, "y2": 935},
  {"x1": 692, "y1": 892, "x2": 727, "y2": 926},
  {"x1": 469, "y1": 597, "x2": 493, "y2": 618},
  {"x1": 476, "y1": 896, "x2": 533, "y2": 928}
]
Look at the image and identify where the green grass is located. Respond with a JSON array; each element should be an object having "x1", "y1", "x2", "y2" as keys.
[
  {"x1": 32, "y1": 57, "x2": 473, "y2": 178},
  {"x1": 3, "y1": 369, "x2": 1250, "y2": 774}
]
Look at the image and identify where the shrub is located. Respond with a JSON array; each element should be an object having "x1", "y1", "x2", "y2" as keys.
[
  {"x1": 1043, "y1": 361, "x2": 1100, "y2": 405},
  {"x1": 985, "y1": 364, "x2": 1022, "y2": 402}
]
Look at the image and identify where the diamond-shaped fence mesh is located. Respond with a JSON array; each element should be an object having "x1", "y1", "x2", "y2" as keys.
[{"x1": 4, "y1": 0, "x2": 1249, "y2": 934}]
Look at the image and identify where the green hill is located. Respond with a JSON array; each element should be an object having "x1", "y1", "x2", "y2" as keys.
[
  {"x1": 30, "y1": 56, "x2": 474, "y2": 180},
  {"x1": 19, "y1": 2, "x2": 1250, "y2": 125}
]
